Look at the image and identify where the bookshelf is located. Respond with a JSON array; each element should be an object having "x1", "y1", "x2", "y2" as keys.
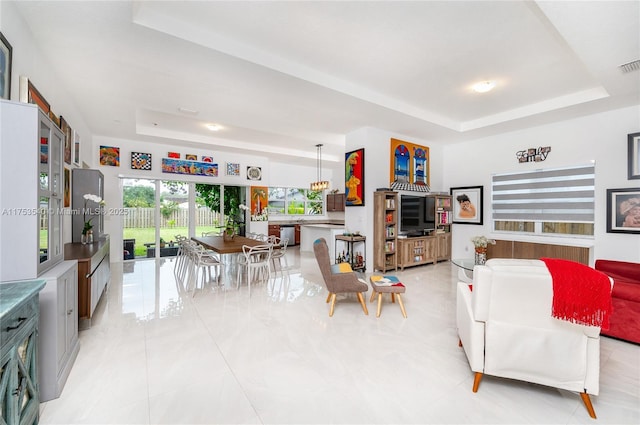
[
  {"x1": 430, "y1": 194, "x2": 452, "y2": 261},
  {"x1": 374, "y1": 191, "x2": 398, "y2": 272}
]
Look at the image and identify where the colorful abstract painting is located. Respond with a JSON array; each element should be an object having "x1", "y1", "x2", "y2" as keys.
[
  {"x1": 250, "y1": 186, "x2": 268, "y2": 221},
  {"x1": 389, "y1": 138, "x2": 430, "y2": 192},
  {"x1": 226, "y1": 162, "x2": 240, "y2": 176},
  {"x1": 161, "y1": 158, "x2": 218, "y2": 177},
  {"x1": 99, "y1": 145, "x2": 120, "y2": 166},
  {"x1": 131, "y1": 152, "x2": 152, "y2": 170},
  {"x1": 185, "y1": 154, "x2": 197, "y2": 161},
  {"x1": 202, "y1": 156, "x2": 213, "y2": 163},
  {"x1": 345, "y1": 148, "x2": 365, "y2": 206},
  {"x1": 168, "y1": 152, "x2": 180, "y2": 159}
]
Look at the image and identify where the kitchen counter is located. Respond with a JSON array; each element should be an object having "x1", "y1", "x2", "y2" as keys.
[{"x1": 300, "y1": 223, "x2": 345, "y2": 261}]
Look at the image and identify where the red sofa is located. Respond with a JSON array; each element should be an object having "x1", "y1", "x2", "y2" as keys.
[{"x1": 595, "y1": 259, "x2": 640, "y2": 344}]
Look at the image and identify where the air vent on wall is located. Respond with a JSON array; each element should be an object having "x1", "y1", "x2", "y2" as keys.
[{"x1": 619, "y1": 59, "x2": 640, "y2": 73}]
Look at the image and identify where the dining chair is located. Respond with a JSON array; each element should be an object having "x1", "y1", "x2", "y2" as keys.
[
  {"x1": 188, "y1": 245, "x2": 222, "y2": 296},
  {"x1": 269, "y1": 236, "x2": 289, "y2": 275},
  {"x1": 236, "y1": 243, "x2": 273, "y2": 296}
]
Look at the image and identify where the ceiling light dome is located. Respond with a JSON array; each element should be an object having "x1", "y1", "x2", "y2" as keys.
[{"x1": 472, "y1": 80, "x2": 497, "y2": 93}]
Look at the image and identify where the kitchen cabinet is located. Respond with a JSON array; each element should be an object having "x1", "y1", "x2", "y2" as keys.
[
  {"x1": 38, "y1": 260, "x2": 80, "y2": 401},
  {"x1": 0, "y1": 280, "x2": 46, "y2": 425},
  {"x1": 326, "y1": 193, "x2": 345, "y2": 212}
]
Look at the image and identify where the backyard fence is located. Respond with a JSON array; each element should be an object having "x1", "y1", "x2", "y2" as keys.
[{"x1": 122, "y1": 207, "x2": 221, "y2": 228}]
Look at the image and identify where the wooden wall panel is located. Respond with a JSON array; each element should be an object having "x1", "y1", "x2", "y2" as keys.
[{"x1": 487, "y1": 240, "x2": 589, "y2": 265}]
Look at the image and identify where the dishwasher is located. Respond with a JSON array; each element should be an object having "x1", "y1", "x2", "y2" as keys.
[{"x1": 280, "y1": 225, "x2": 296, "y2": 245}]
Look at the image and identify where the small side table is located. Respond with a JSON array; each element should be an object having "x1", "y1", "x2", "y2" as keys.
[
  {"x1": 369, "y1": 275, "x2": 407, "y2": 318},
  {"x1": 452, "y1": 258, "x2": 475, "y2": 283},
  {"x1": 335, "y1": 235, "x2": 366, "y2": 271}
]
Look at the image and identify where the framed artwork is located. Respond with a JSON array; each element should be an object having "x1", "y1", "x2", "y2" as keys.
[
  {"x1": 450, "y1": 186, "x2": 483, "y2": 225},
  {"x1": 389, "y1": 138, "x2": 430, "y2": 192},
  {"x1": 628, "y1": 132, "x2": 640, "y2": 180},
  {"x1": 63, "y1": 168, "x2": 71, "y2": 208},
  {"x1": 19, "y1": 76, "x2": 50, "y2": 113},
  {"x1": 345, "y1": 148, "x2": 365, "y2": 206},
  {"x1": 73, "y1": 130, "x2": 80, "y2": 165},
  {"x1": 161, "y1": 158, "x2": 218, "y2": 176},
  {"x1": 60, "y1": 116, "x2": 72, "y2": 164},
  {"x1": 226, "y1": 162, "x2": 240, "y2": 176},
  {"x1": 606, "y1": 188, "x2": 640, "y2": 233},
  {"x1": 131, "y1": 152, "x2": 152, "y2": 170},
  {"x1": 185, "y1": 154, "x2": 197, "y2": 161},
  {"x1": 247, "y1": 166, "x2": 262, "y2": 181},
  {"x1": 99, "y1": 145, "x2": 120, "y2": 166},
  {"x1": 250, "y1": 186, "x2": 268, "y2": 221},
  {"x1": 202, "y1": 156, "x2": 214, "y2": 163},
  {"x1": 0, "y1": 32, "x2": 12, "y2": 100},
  {"x1": 168, "y1": 152, "x2": 180, "y2": 159}
]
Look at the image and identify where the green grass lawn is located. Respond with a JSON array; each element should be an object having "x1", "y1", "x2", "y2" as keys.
[{"x1": 123, "y1": 226, "x2": 222, "y2": 257}]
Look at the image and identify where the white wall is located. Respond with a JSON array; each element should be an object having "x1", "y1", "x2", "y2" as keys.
[{"x1": 443, "y1": 105, "x2": 640, "y2": 264}]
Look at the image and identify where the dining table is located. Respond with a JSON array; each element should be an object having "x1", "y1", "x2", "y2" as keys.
[{"x1": 191, "y1": 235, "x2": 265, "y2": 254}]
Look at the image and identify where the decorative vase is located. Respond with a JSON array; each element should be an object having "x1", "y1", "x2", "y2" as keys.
[
  {"x1": 223, "y1": 230, "x2": 235, "y2": 242},
  {"x1": 81, "y1": 233, "x2": 87, "y2": 245},
  {"x1": 87, "y1": 231, "x2": 93, "y2": 244},
  {"x1": 475, "y1": 246, "x2": 487, "y2": 265}
]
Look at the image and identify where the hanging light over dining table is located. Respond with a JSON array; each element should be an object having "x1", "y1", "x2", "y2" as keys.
[{"x1": 310, "y1": 143, "x2": 329, "y2": 191}]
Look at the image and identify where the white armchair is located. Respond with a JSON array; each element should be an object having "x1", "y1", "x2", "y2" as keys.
[{"x1": 456, "y1": 259, "x2": 612, "y2": 419}]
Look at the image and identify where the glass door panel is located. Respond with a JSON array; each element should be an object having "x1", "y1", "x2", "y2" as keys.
[
  {"x1": 194, "y1": 184, "x2": 222, "y2": 236},
  {"x1": 122, "y1": 179, "x2": 156, "y2": 259},
  {"x1": 159, "y1": 180, "x2": 188, "y2": 256}
]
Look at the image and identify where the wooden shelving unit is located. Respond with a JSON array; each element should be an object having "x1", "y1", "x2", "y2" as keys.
[
  {"x1": 431, "y1": 194, "x2": 452, "y2": 262},
  {"x1": 374, "y1": 191, "x2": 398, "y2": 272}
]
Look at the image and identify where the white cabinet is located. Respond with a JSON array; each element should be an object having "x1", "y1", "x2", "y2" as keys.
[
  {"x1": 38, "y1": 260, "x2": 80, "y2": 402},
  {"x1": 0, "y1": 100, "x2": 64, "y2": 281}
]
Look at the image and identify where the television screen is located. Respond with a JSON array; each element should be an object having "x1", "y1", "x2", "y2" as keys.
[{"x1": 400, "y1": 195, "x2": 435, "y2": 235}]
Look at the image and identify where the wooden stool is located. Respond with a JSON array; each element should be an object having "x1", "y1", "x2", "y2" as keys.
[{"x1": 369, "y1": 276, "x2": 407, "y2": 318}]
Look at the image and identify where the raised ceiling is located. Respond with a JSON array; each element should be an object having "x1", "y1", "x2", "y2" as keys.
[{"x1": 13, "y1": 1, "x2": 640, "y2": 165}]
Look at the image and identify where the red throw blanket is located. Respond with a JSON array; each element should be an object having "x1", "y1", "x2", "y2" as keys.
[{"x1": 541, "y1": 258, "x2": 613, "y2": 330}]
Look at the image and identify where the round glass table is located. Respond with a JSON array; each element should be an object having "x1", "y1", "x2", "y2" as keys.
[{"x1": 452, "y1": 258, "x2": 475, "y2": 283}]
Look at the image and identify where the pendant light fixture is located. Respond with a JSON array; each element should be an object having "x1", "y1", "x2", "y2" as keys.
[{"x1": 310, "y1": 144, "x2": 329, "y2": 191}]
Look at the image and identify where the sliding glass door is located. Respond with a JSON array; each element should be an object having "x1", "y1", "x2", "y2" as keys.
[{"x1": 122, "y1": 179, "x2": 243, "y2": 259}]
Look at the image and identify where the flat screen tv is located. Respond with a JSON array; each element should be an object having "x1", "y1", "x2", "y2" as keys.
[{"x1": 400, "y1": 195, "x2": 435, "y2": 236}]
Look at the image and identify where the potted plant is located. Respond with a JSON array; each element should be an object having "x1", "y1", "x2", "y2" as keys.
[
  {"x1": 471, "y1": 236, "x2": 495, "y2": 265},
  {"x1": 160, "y1": 238, "x2": 166, "y2": 248}
]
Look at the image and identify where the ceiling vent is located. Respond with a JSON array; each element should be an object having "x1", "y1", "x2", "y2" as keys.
[{"x1": 619, "y1": 59, "x2": 640, "y2": 73}]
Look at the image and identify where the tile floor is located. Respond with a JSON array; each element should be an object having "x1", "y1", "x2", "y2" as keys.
[{"x1": 39, "y1": 247, "x2": 640, "y2": 424}]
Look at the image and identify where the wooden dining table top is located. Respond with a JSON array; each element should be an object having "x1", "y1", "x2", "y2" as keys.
[{"x1": 191, "y1": 235, "x2": 265, "y2": 254}]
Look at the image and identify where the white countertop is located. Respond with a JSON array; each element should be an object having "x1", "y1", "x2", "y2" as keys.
[{"x1": 301, "y1": 223, "x2": 345, "y2": 229}]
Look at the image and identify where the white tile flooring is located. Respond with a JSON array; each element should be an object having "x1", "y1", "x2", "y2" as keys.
[{"x1": 39, "y1": 247, "x2": 640, "y2": 424}]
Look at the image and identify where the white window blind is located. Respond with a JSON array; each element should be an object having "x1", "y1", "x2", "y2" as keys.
[{"x1": 492, "y1": 164, "x2": 595, "y2": 223}]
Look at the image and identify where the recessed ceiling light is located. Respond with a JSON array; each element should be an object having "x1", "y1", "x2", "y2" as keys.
[
  {"x1": 472, "y1": 81, "x2": 497, "y2": 93},
  {"x1": 206, "y1": 123, "x2": 221, "y2": 132}
]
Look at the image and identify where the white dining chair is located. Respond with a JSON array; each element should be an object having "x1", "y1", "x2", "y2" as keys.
[
  {"x1": 269, "y1": 236, "x2": 289, "y2": 275},
  {"x1": 236, "y1": 244, "x2": 273, "y2": 296},
  {"x1": 188, "y1": 245, "x2": 222, "y2": 296}
]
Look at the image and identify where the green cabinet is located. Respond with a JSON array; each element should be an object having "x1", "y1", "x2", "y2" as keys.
[{"x1": 0, "y1": 280, "x2": 45, "y2": 425}]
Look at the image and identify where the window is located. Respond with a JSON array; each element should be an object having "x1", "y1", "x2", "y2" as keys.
[
  {"x1": 268, "y1": 187, "x2": 324, "y2": 215},
  {"x1": 491, "y1": 164, "x2": 595, "y2": 237}
]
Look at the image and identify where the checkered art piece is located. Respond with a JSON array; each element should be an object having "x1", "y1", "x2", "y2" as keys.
[{"x1": 131, "y1": 152, "x2": 152, "y2": 170}]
